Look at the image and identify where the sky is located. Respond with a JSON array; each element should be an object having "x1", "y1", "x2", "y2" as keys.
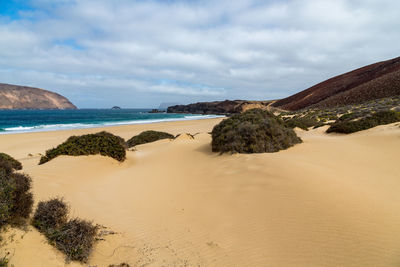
[{"x1": 0, "y1": 0, "x2": 399, "y2": 108}]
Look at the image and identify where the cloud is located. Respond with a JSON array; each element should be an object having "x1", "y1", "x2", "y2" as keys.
[{"x1": 0, "y1": 0, "x2": 399, "y2": 107}]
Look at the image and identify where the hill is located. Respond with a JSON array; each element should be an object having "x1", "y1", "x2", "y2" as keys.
[
  {"x1": 167, "y1": 100, "x2": 272, "y2": 114},
  {"x1": 0, "y1": 83, "x2": 77, "y2": 110},
  {"x1": 272, "y1": 56, "x2": 400, "y2": 111}
]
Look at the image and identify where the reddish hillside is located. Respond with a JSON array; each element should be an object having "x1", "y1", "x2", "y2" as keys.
[{"x1": 273, "y1": 56, "x2": 400, "y2": 111}]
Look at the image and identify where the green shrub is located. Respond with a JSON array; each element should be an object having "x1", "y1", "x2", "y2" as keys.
[
  {"x1": 0, "y1": 168, "x2": 33, "y2": 227},
  {"x1": 127, "y1": 130, "x2": 174, "y2": 147},
  {"x1": 327, "y1": 110, "x2": 400, "y2": 134},
  {"x1": 32, "y1": 198, "x2": 69, "y2": 233},
  {"x1": 211, "y1": 109, "x2": 302, "y2": 154},
  {"x1": 39, "y1": 131, "x2": 126, "y2": 164},
  {"x1": 0, "y1": 153, "x2": 22, "y2": 171},
  {"x1": 284, "y1": 116, "x2": 321, "y2": 130},
  {"x1": 49, "y1": 219, "x2": 98, "y2": 263}
]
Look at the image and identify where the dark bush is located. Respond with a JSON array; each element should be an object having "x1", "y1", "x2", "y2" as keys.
[
  {"x1": 32, "y1": 198, "x2": 69, "y2": 233},
  {"x1": 39, "y1": 131, "x2": 126, "y2": 164},
  {"x1": 109, "y1": 263, "x2": 130, "y2": 267},
  {"x1": 127, "y1": 130, "x2": 174, "y2": 147},
  {"x1": 0, "y1": 153, "x2": 22, "y2": 171},
  {"x1": 0, "y1": 170, "x2": 33, "y2": 227},
  {"x1": 327, "y1": 110, "x2": 400, "y2": 134},
  {"x1": 8, "y1": 173, "x2": 33, "y2": 223},
  {"x1": 49, "y1": 218, "x2": 98, "y2": 263},
  {"x1": 284, "y1": 116, "x2": 321, "y2": 130},
  {"x1": 211, "y1": 109, "x2": 302, "y2": 153}
]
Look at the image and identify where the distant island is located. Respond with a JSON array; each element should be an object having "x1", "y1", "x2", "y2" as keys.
[
  {"x1": 0, "y1": 83, "x2": 76, "y2": 110},
  {"x1": 111, "y1": 106, "x2": 121, "y2": 110}
]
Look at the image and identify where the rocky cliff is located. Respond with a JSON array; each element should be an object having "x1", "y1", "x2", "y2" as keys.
[{"x1": 0, "y1": 83, "x2": 77, "y2": 109}]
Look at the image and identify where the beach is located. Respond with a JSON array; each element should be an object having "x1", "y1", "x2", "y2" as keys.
[{"x1": 1, "y1": 118, "x2": 400, "y2": 266}]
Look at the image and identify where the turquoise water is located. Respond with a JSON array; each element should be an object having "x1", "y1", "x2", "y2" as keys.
[{"x1": 0, "y1": 109, "x2": 223, "y2": 134}]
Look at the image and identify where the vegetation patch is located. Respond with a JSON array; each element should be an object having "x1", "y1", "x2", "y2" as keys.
[
  {"x1": 39, "y1": 131, "x2": 126, "y2": 164},
  {"x1": 0, "y1": 153, "x2": 33, "y2": 266},
  {"x1": 327, "y1": 110, "x2": 400, "y2": 134},
  {"x1": 49, "y1": 219, "x2": 98, "y2": 262},
  {"x1": 0, "y1": 153, "x2": 22, "y2": 171},
  {"x1": 0, "y1": 256, "x2": 8, "y2": 267},
  {"x1": 0, "y1": 154, "x2": 33, "y2": 228},
  {"x1": 109, "y1": 263, "x2": 130, "y2": 267},
  {"x1": 32, "y1": 198, "x2": 68, "y2": 233},
  {"x1": 32, "y1": 198, "x2": 98, "y2": 263},
  {"x1": 127, "y1": 130, "x2": 174, "y2": 147},
  {"x1": 211, "y1": 109, "x2": 302, "y2": 154},
  {"x1": 283, "y1": 116, "x2": 323, "y2": 130}
]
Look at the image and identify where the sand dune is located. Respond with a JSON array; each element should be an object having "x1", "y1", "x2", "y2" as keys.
[{"x1": 1, "y1": 119, "x2": 400, "y2": 266}]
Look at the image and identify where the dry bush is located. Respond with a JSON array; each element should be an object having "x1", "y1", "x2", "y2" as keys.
[
  {"x1": 49, "y1": 218, "x2": 98, "y2": 262},
  {"x1": 32, "y1": 198, "x2": 68, "y2": 233},
  {"x1": 32, "y1": 198, "x2": 98, "y2": 263}
]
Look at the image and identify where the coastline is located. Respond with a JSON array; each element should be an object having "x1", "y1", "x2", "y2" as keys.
[
  {"x1": 0, "y1": 112, "x2": 225, "y2": 135},
  {"x1": 1, "y1": 119, "x2": 400, "y2": 266}
]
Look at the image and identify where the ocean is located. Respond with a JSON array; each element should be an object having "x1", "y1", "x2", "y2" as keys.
[{"x1": 0, "y1": 109, "x2": 223, "y2": 134}]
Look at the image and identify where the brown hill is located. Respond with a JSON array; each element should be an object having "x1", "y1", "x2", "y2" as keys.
[
  {"x1": 0, "y1": 83, "x2": 77, "y2": 109},
  {"x1": 273, "y1": 56, "x2": 400, "y2": 111},
  {"x1": 167, "y1": 100, "x2": 272, "y2": 114}
]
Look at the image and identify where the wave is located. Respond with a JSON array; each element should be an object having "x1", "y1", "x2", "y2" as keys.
[{"x1": 0, "y1": 114, "x2": 225, "y2": 134}]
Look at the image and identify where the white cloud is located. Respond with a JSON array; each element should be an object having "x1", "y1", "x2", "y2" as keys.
[{"x1": 0, "y1": 0, "x2": 399, "y2": 107}]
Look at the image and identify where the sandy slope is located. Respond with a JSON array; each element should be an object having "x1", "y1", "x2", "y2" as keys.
[{"x1": 1, "y1": 119, "x2": 400, "y2": 266}]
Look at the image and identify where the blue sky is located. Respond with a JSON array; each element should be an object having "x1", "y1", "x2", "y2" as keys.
[
  {"x1": 0, "y1": 0, "x2": 399, "y2": 108},
  {"x1": 0, "y1": 0, "x2": 30, "y2": 18}
]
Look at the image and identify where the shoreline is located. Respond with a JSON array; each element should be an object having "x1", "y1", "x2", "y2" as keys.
[{"x1": 0, "y1": 115, "x2": 225, "y2": 135}]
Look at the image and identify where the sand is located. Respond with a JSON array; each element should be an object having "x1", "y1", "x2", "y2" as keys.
[{"x1": 1, "y1": 119, "x2": 400, "y2": 266}]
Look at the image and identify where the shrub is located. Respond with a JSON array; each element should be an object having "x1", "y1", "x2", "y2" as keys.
[
  {"x1": 0, "y1": 169, "x2": 33, "y2": 227},
  {"x1": 127, "y1": 130, "x2": 174, "y2": 147},
  {"x1": 109, "y1": 263, "x2": 130, "y2": 267},
  {"x1": 284, "y1": 116, "x2": 321, "y2": 130},
  {"x1": 32, "y1": 198, "x2": 98, "y2": 263},
  {"x1": 49, "y1": 219, "x2": 98, "y2": 263},
  {"x1": 32, "y1": 198, "x2": 69, "y2": 233},
  {"x1": 211, "y1": 109, "x2": 302, "y2": 154},
  {"x1": 327, "y1": 110, "x2": 400, "y2": 134},
  {"x1": 7, "y1": 173, "x2": 33, "y2": 223},
  {"x1": 39, "y1": 131, "x2": 126, "y2": 164},
  {"x1": 0, "y1": 153, "x2": 22, "y2": 171}
]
